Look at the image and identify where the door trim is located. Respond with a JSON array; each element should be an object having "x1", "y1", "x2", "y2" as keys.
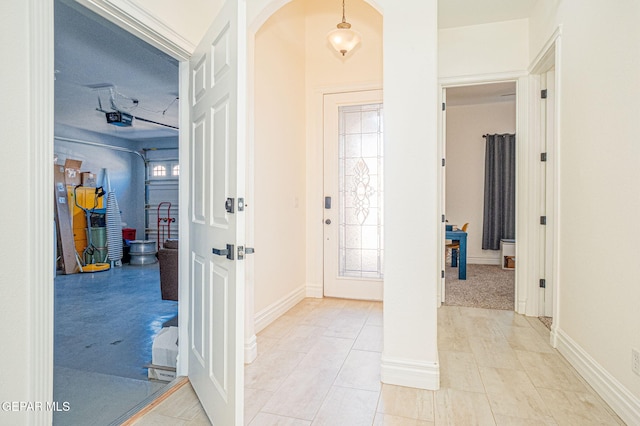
[
  {"x1": 529, "y1": 27, "x2": 562, "y2": 342},
  {"x1": 29, "y1": 1, "x2": 55, "y2": 424},
  {"x1": 72, "y1": 0, "x2": 194, "y2": 60}
]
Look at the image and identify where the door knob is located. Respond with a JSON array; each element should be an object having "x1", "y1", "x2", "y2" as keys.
[{"x1": 325, "y1": 219, "x2": 331, "y2": 225}]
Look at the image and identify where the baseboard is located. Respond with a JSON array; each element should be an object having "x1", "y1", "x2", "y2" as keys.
[
  {"x1": 556, "y1": 328, "x2": 640, "y2": 425},
  {"x1": 380, "y1": 354, "x2": 440, "y2": 390},
  {"x1": 244, "y1": 334, "x2": 257, "y2": 364},
  {"x1": 305, "y1": 282, "x2": 323, "y2": 298},
  {"x1": 468, "y1": 256, "x2": 501, "y2": 265},
  {"x1": 254, "y1": 285, "x2": 306, "y2": 334}
]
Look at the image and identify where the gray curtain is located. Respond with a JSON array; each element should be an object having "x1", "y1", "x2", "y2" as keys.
[{"x1": 482, "y1": 133, "x2": 516, "y2": 250}]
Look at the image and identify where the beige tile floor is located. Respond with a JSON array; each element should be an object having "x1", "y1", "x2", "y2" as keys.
[{"x1": 131, "y1": 298, "x2": 626, "y2": 425}]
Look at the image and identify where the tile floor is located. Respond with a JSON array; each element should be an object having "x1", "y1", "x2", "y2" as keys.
[
  {"x1": 132, "y1": 298, "x2": 626, "y2": 425},
  {"x1": 54, "y1": 263, "x2": 178, "y2": 425}
]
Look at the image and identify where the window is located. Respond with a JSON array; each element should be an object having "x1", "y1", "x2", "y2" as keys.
[
  {"x1": 152, "y1": 165, "x2": 167, "y2": 177},
  {"x1": 149, "y1": 162, "x2": 179, "y2": 179}
]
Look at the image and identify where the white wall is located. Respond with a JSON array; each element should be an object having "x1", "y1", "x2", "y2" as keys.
[
  {"x1": 529, "y1": 1, "x2": 640, "y2": 421},
  {"x1": 133, "y1": 0, "x2": 222, "y2": 47},
  {"x1": 253, "y1": 0, "x2": 307, "y2": 317},
  {"x1": 0, "y1": 1, "x2": 34, "y2": 420},
  {"x1": 439, "y1": 19, "x2": 529, "y2": 78},
  {"x1": 381, "y1": 0, "x2": 439, "y2": 389},
  {"x1": 446, "y1": 101, "x2": 516, "y2": 264}
]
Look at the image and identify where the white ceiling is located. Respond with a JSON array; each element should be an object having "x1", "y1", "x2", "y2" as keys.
[
  {"x1": 54, "y1": 0, "x2": 536, "y2": 142},
  {"x1": 446, "y1": 82, "x2": 517, "y2": 107},
  {"x1": 54, "y1": 0, "x2": 179, "y2": 141}
]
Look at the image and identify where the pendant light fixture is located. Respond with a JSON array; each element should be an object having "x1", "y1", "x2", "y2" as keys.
[{"x1": 327, "y1": 0, "x2": 361, "y2": 56}]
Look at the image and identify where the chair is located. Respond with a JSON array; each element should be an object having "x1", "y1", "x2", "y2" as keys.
[
  {"x1": 446, "y1": 223, "x2": 468, "y2": 267},
  {"x1": 158, "y1": 239, "x2": 178, "y2": 301}
]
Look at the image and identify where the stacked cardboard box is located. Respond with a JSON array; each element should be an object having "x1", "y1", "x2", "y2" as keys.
[{"x1": 147, "y1": 326, "x2": 178, "y2": 381}]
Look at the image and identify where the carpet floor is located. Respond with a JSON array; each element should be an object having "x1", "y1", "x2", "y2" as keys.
[{"x1": 444, "y1": 264, "x2": 515, "y2": 310}]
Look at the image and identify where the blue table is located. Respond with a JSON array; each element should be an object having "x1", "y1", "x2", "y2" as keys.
[{"x1": 446, "y1": 229, "x2": 467, "y2": 280}]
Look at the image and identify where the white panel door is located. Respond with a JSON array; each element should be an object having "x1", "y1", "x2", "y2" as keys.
[
  {"x1": 188, "y1": 1, "x2": 245, "y2": 424},
  {"x1": 323, "y1": 90, "x2": 383, "y2": 300}
]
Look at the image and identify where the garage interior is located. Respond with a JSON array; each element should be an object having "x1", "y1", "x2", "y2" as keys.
[{"x1": 53, "y1": 1, "x2": 181, "y2": 424}]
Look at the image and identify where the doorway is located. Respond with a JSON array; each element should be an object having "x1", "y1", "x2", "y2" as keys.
[
  {"x1": 52, "y1": 1, "x2": 180, "y2": 423},
  {"x1": 441, "y1": 82, "x2": 517, "y2": 311},
  {"x1": 531, "y1": 46, "x2": 558, "y2": 325},
  {"x1": 323, "y1": 90, "x2": 384, "y2": 301}
]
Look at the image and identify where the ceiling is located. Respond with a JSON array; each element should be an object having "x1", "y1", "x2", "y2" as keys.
[
  {"x1": 446, "y1": 82, "x2": 516, "y2": 107},
  {"x1": 54, "y1": 0, "x2": 180, "y2": 141},
  {"x1": 54, "y1": 0, "x2": 536, "y2": 142}
]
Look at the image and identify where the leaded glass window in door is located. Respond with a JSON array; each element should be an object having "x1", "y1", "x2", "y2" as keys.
[{"x1": 338, "y1": 103, "x2": 384, "y2": 279}]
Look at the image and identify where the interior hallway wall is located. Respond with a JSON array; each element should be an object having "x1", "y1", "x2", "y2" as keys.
[
  {"x1": 446, "y1": 101, "x2": 516, "y2": 264},
  {"x1": 529, "y1": 0, "x2": 640, "y2": 419},
  {"x1": 253, "y1": 0, "x2": 307, "y2": 319}
]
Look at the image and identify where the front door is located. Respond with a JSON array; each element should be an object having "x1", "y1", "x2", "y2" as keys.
[
  {"x1": 323, "y1": 90, "x2": 384, "y2": 300},
  {"x1": 188, "y1": 1, "x2": 245, "y2": 424}
]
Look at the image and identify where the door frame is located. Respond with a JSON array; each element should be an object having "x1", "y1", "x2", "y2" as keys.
[
  {"x1": 26, "y1": 1, "x2": 196, "y2": 421},
  {"x1": 438, "y1": 72, "x2": 529, "y2": 314},
  {"x1": 529, "y1": 27, "x2": 562, "y2": 343}
]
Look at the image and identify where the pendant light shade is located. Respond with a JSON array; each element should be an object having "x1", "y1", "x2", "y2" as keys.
[{"x1": 327, "y1": 0, "x2": 361, "y2": 56}]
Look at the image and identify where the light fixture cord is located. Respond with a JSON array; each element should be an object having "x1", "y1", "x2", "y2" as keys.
[{"x1": 342, "y1": 0, "x2": 346, "y2": 23}]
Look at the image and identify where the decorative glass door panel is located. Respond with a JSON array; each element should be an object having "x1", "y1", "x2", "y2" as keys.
[{"x1": 338, "y1": 104, "x2": 384, "y2": 279}]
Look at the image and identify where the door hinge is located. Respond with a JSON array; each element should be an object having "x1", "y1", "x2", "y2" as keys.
[
  {"x1": 540, "y1": 152, "x2": 547, "y2": 162},
  {"x1": 441, "y1": 270, "x2": 445, "y2": 279},
  {"x1": 541, "y1": 89, "x2": 548, "y2": 99},
  {"x1": 442, "y1": 214, "x2": 446, "y2": 223},
  {"x1": 236, "y1": 246, "x2": 255, "y2": 260},
  {"x1": 442, "y1": 102, "x2": 446, "y2": 111},
  {"x1": 442, "y1": 158, "x2": 446, "y2": 167},
  {"x1": 540, "y1": 216, "x2": 547, "y2": 225},
  {"x1": 225, "y1": 197, "x2": 235, "y2": 213},
  {"x1": 539, "y1": 279, "x2": 546, "y2": 288}
]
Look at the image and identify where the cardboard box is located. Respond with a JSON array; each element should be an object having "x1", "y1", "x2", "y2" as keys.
[
  {"x1": 147, "y1": 364, "x2": 176, "y2": 382},
  {"x1": 81, "y1": 172, "x2": 97, "y2": 187},
  {"x1": 152, "y1": 326, "x2": 178, "y2": 368},
  {"x1": 64, "y1": 159, "x2": 83, "y2": 187},
  {"x1": 504, "y1": 256, "x2": 516, "y2": 269}
]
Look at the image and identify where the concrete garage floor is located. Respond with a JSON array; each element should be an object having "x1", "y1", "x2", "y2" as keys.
[{"x1": 53, "y1": 262, "x2": 178, "y2": 425}]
